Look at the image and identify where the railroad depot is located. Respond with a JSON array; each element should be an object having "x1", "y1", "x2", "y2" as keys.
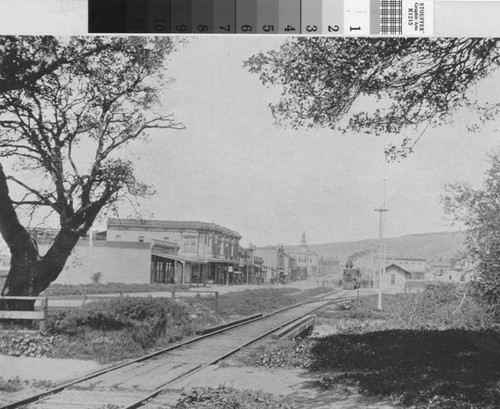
[{"x1": 34, "y1": 219, "x2": 318, "y2": 286}]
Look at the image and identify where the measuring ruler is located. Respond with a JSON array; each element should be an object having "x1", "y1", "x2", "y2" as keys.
[{"x1": 88, "y1": 0, "x2": 433, "y2": 35}]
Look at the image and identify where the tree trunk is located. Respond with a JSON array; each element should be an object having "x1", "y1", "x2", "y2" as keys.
[
  {"x1": 1, "y1": 228, "x2": 80, "y2": 310},
  {"x1": 0, "y1": 163, "x2": 82, "y2": 310}
]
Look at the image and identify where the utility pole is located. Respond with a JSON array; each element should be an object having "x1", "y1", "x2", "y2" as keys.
[{"x1": 374, "y1": 180, "x2": 388, "y2": 311}]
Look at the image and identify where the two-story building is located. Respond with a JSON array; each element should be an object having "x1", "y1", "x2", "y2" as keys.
[
  {"x1": 255, "y1": 246, "x2": 291, "y2": 283},
  {"x1": 107, "y1": 219, "x2": 241, "y2": 285},
  {"x1": 37, "y1": 219, "x2": 241, "y2": 286},
  {"x1": 238, "y1": 246, "x2": 267, "y2": 284}
]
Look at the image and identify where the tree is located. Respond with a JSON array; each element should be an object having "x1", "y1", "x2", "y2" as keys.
[
  {"x1": 443, "y1": 152, "x2": 500, "y2": 309},
  {"x1": 245, "y1": 38, "x2": 500, "y2": 160},
  {"x1": 0, "y1": 37, "x2": 183, "y2": 308},
  {"x1": 0, "y1": 37, "x2": 127, "y2": 94}
]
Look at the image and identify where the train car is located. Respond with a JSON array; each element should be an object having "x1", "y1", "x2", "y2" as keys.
[{"x1": 343, "y1": 260, "x2": 361, "y2": 290}]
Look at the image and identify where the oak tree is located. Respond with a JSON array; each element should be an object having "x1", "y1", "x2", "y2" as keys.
[
  {"x1": 245, "y1": 38, "x2": 500, "y2": 160},
  {"x1": 0, "y1": 37, "x2": 183, "y2": 307},
  {"x1": 444, "y1": 152, "x2": 500, "y2": 309}
]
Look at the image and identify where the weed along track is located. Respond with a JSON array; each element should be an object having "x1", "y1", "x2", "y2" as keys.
[{"x1": 1, "y1": 290, "x2": 352, "y2": 409}]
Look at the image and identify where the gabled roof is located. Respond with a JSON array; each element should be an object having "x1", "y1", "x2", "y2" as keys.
[
  {"x1": 107, "y1": 218, "x2": 241, "y2": 238},
  {"x1": 385, "y1": 264, "x2": 412, "y2": 277}
]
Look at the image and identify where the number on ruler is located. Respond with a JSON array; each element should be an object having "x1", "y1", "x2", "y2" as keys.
[
  {"x1": 328, "y1": 25, "x2": 339, "y2": 32},
  {"x1": 241, "y1": 25, "x2": 253, "y2": 32},
  {"x1": 197, "y1": 25, "x2": 209, "y2": 32},
  {"x1": 175, "y1": 25, "x2": 187, "y2": 32},
  {"x1": 306, "y1": 25, "x2": 317, "y2": 32},
  {"x1": 284, "y1": 25, "x2": 296, "y2": 32},
  {"x1": 219, "y1": 25, "x2": 231, "y2": 32},
  {"x1": 263, "y1": 25, "x2": 274, "y2": 32},
  {"x1": 132, "y1": 18, "x2": 145, "y2": 31},
  {"x1": 154, "y1": 23, "x2": 166, "y2": 31},
  {"x1": 154, "y1": 18, "x2": 166, "y2": 32}
]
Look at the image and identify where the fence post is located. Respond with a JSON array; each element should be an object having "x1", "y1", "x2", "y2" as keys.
[
  {"x1": 215, "y1": 292, "x2": 219, "y2": 315},
  {"x1": 83, "y1": 295, "x2": 87, "y2": 306},
  {"x1": 40, "y1": 297, "x2": 48, "y2": 332},
  {"x1": 119, "y1": 290, "x2": 124, "y2": 299},
  {"x1": 172, "y1": 291, "x2": 176, "y2": 300}
]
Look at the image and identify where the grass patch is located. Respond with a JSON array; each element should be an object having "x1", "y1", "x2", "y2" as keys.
[
  {"x1": 172, "y1": 386, "x2": 292, "y2": 409},
  {"x1": 243, "y1": 285, "x2": 500, "y2": 408},
  {"x1": 182, "y1": 287, "x2": 335, "y2": 319},
  {"x1": 2, "y1": 286, "x2": 333, "y2": 362},
  {"x1": 0, "y1": 377, "x2": 23, "y2": 393},
  {"x1": 0, "y1": 377, "x2": 59, "y2": 394},
  {"x1": 40, "y1": 282, "x2": 189, "y2": 297},
  {"x1": 309, "y1": 329, "x2": 500, "y2": 408},
  {"x1": 42, "y1": 297, "x2": 221, "y2": 363}
]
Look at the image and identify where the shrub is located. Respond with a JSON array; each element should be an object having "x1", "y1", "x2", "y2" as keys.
[
  {"x1": 51, "y1": 297, "x2": 192, "y2": 340},
  {"x1": 386, "y1": 284, "x2": 494, "y2": 330}
]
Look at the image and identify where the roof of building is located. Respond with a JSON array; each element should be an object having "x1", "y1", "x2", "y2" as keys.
[
  {"x1": 75, "y1": 240, "x2": 151, "y2": 250},
  {"x1": 386, "y1": 256, "x2": 427, "y2": 261},
  {"x1": 386, "y1": 264, "x2": 412, "y2": 277},
  {"x1": 431, "y1": 262, "x2": 451, "y2": 268},
  {"x1": 107, "y1": 218, "x2": 241, "y2": 238}
]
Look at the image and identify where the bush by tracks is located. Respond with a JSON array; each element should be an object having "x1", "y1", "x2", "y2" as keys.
[
  {"x1": 173, "y1": 386, "x2": 292, "y2": 409},
  {"x1": 40, "y1": 297, "x2": 218, "y2": 362},
  {"x1": 51, "y1": 297, "x2": 191, "y2": 339},
  {"x1": 385, "y1": 283, "x2": 494, "y2": 330}
]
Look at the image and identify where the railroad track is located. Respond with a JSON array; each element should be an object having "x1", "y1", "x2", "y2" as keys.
[{"x1": 1, "y1": 289, "x2": 353, "y2": 409}]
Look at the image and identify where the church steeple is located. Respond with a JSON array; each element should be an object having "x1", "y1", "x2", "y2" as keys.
[{"x1": 300, "y1": 231, "x2": 307, "y2": 248}]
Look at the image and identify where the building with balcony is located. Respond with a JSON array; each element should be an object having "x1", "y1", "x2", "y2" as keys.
[
  {"x1": 37, "y1": 219, "x2": 241, "y2": 286},
  {"x1": 107, "y1": 219, "x2": 241, "y2": 285}
]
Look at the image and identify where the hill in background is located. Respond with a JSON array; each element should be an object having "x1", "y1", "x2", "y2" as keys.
[{"x1": 306, "y1": 231, "x2": 467, "y2": 265}]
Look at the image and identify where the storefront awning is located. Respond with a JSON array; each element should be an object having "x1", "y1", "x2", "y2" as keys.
[
  {"x1": 152, "y1": 251, "x2": 237, "y2": 265},
  {"x1": 151, "y1": 251, "x2": 200, "y2": 264}
]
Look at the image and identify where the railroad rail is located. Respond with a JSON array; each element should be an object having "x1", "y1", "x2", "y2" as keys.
[{"x1": 1, "y1": 289, "x2": 353, "y2": 409}]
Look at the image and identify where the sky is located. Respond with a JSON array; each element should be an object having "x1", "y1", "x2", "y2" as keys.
[
  {"x1": 3, "y1": 36, "x2": 500, "y2": 249},
  {"x1": 0, "y1": 3, "x2": 498, "y2": 249},
  {"x1": 113, "y1": 37, "x2": 500, "y2": 247}
]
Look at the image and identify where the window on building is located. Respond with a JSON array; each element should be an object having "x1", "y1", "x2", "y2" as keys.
[
  {"x1": 138, "y1": 236, "x2": 144, "y2": 243},
  {"x1": 391, "y1": 274, "x2": 396, "y2": 285},
  {"x1": 183, "y1": 236, "x2": 197, "y2": 252},
  {"x1": 164, "y1": 236, "x2": 170, "y2": 241},
  {"x1": 115, "y1": 235, "x2": 121, "y2": 241}
]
